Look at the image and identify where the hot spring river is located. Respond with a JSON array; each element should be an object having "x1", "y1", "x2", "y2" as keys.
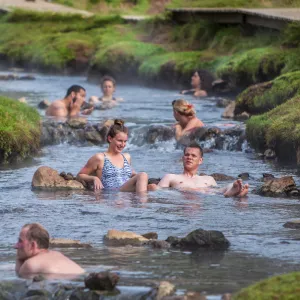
[{"x1": 1, "y1": 72, "x2": 300, "y2": 298}]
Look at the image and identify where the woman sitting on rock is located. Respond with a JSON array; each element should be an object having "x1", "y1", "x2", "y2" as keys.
[
  {"x1": 89, "y1": 76, "x2": 123, "y2": 109},
  {"x1": 180, "y1": 71, "x2": 208, "y2": 97},
  {"x1": 77, "y1": 119, "x2": 148, "y2": 193},
  {"x1": 172, "y1": 99, "x2": 204, "y2": 141}
]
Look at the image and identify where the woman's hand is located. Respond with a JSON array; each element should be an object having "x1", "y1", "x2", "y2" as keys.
[{"x1": 93, "y1": 177, "x2": 104, "y2": 190}]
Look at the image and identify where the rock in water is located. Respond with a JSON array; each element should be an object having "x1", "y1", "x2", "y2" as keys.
[
  {"x1": 166, "y1": 229, "x2": 230, "y2": 250},
  {"x1": 104, "y1": 229, "x2": 149, "y2": 246},
  {"x1": 32, "y1": 166, "x2": 85, "y2": 190},
  {"x1": 50, "y1": 238, "x2": 92, "y2": 248},
  {"x1": 257, "y1": 176, "x2": 296, "y2": 197},
  {"x1": 85, "y1": 272, "x2": 119, "y2": 291},
  {"x1": 283, "y1": 220, "x2": 300, "y2": 229}
]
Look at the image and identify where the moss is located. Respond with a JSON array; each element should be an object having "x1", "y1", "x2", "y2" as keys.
[
  {"x1": 216, "y1": 47, "x2": 285, "y2": 88},
  {"x1": 233, "y1": 272, "x2": 300, "y2": 300},
  {"x1": 0, "y1": 97, "x2": 41, "y2": 164},
  {"x1": 236, "y1": 71, "x2": 300, "y2": 114}
]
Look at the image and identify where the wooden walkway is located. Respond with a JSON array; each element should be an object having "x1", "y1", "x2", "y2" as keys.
[{"x1": 168, "y1": 8, "x2": 300, "y2": 30}]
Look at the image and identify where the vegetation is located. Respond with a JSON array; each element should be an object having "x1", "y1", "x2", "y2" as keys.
[
  {"x1": 0, "y1": 97, "x2": 41, "y2": 163},
  {"x1": 235, "y1": 71, "x2": 300, "y2": 114},
  {"x1": 233, "y1": 272, "x2": 300, "y2": 300}
]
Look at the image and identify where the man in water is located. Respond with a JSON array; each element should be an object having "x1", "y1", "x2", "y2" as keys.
[
  {"x1": 15, "y1": 223, "x2": 84, "y2": 277},
  {"x1": 148, "y1": 142, "x2": 249, "y2": 197},
  {"x1": 46, "y1": 85, "x2": 93, "y2": 117}
]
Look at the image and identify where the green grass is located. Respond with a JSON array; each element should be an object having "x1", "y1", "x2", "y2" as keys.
[
  {"x1": 236, "y1": 71, "x2": 300, "y2": 114},
  {"x1": 0, "y1": 97, "x2": 41, "y2": 163},
  {"x1": 233, "y1": 272, "x2": 300, "y2": 300}
]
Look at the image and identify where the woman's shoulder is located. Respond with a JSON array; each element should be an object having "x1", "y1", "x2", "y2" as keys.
[
  {"x1": 91, "y1": 152, "x2": 105, "y2": 161},
  {"x1": 123, "y1": 153, "x2": 131, "y2": 162}
]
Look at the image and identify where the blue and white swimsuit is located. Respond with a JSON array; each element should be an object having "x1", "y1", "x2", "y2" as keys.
[{"x1": 101, "y1": 154, "x2": 132, "y2": 189}]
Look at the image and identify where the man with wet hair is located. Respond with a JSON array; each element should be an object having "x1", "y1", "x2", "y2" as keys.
[
  {"x1": 149, "y1": 142, "x2": 249, "y2": 197},
  {"x1": 15, "y1": 223, "x2": 84, "y2": 277},
  {"x1": 46, "y1": 85, "x2": 93, "y2": 117}
]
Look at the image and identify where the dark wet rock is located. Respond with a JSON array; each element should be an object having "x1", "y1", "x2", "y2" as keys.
[
  {"x1": 212, "y1": 79, "x2": 232, "y2": 94},
  {"x1": 142, "y1": 232, "x2": 158, "y2": 240},
  {"x1": 148, "y1": 178, "x2": 161, "y2": 185},
  {"x1": 20, "y1": 75, "x2": 35, "y2": 80},
  {"x1": 104, "y1": 229, "x2": 148, "y2": 246},
  {"x1": 185, "y1": 291, "x2": 207, "y2": 300},
  {"x1": 85, "y1": 271, "x2": 119, "y2": 291},
  {"x1": 69, "y1": 288, "x2": 120, "y2": 300},
  {"x1": 50, "y1": 238, "x2": 92, "y2": 248},
  {"x1": 262, "y1": 173, "x2": 275, "y2": 181},
  {"x1": 32, "y1": 275, "x2": 45, "y2": 282},
  {"x1": 222, "y1": 101, "x2": 235, "y2": 119},
  {"x1": 148, "y1": 240, "x2": 170, "y2": 249},
  {"x1": 67, "y1": 117, "x2": 87, "y2": 129},
  {"x1": 283, "y1": 220, "x2": 300, "y2": 229},
  {"x1": 264, "y1": 149, "x2": 276, "y2": 159},
  {"x1": 25, "y1": 289, "x2": 51, "y2": 298},
  {"x1": 216, "y1": 98, "x2": 232, "y2": 108},
  {"x1": 32, "y1": 166, "x2": 85, "y2": 190},
  {"x1": 84, "y1": 129, "x2": 103, "y2": 144},
  {"x1": 166, "y1": 229, "x2": 230, "y2": 250},
  {"x1": 38, "y1": 100, "x2": 50, "y2": 109},
  {"x1": 211, "y1": 173, "x2": 235, "y2": 181},
  {"x1": 257, "y1": 176, "x2": 296, "y2": 197},
  {"x1": 234, "y1": 111, "x2": 250, "y2": 121},
  {"x1": 238, "y1": 173, "x2": 250, "y2": 180},
  {"x1": 0, "y1": 74, "x2": 35, "y2": 80}
]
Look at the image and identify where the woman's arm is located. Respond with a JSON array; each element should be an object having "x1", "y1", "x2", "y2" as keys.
[
  {"x1": 124, "y1": 153, "x2": 137, "y2": 176},
  {"x1": 77, "y1": 154, "x2": 104, "y2": 190}
]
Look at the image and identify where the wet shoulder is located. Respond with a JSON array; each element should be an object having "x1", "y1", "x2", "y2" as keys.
[{"x1": 123, "y1": 153, "x2": 131, "y2": 163}]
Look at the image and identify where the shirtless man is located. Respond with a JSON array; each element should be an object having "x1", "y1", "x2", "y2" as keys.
[
  {"x1": 15, "y1": 223, "x2": 84, "y2": 277},
  {"x1": 149, "y1": 142, "x2": 249, "y2": 197},
  {"x1": 46, "y1": 85, "x2": 93, "y2": 117}
]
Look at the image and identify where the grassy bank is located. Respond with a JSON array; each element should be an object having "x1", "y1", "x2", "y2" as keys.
[
  {"x1": 233, "y1": 272, "x2": 300, "y2": 300},
  {"x1": 0, "y1": 97, "x2": 41, "y2": 164}
]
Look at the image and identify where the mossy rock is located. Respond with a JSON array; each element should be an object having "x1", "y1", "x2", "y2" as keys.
[
  {"x1": 236, "y1": 71, "x2": 300, "y2": 115},
  {"x1": 216, "y1": 47, "x2": 285, "y2": 89},
  {"x1": 246, "y1": 96, "x2": 300, "y2": 162},
  {"x1": 0, "y1": 96, "x2": 41, "y2": 164},
  {"x1": 233, "y1": 272, "x2": 300, "y2": 300}
]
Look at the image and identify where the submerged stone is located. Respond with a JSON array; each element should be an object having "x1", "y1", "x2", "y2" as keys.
[
  {"x1": 104, "y1": 229, "x2": 149, "y2": 246},
  {"x1": 257, "y1": 176, "x2": 296, "y2": 197},
  {"x1": 85, "y1": 272, "x2": 119, "y2": 291},
  {"x1": 166, "y1": 229, "x2": 230, "y2": 250},
  {"x1": 210, "y1": 173, "x2": 235, "y2": 181},
  {"x1": 142, "y1": 232, "x2": 158, "y2": 240},
  {"x1": 50, "y1": 238, "x2": 92, "y2": 248},
  {"x1": 283, "y1": 220, "x2": 300, "y2": 229}
]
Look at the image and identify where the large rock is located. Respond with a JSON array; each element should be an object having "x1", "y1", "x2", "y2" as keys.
[
  {"x1": 166, "y1": 229, "x2": 230, "y2": 250},
  {"x1": 210, "y1": 173, "x2": 235, "y2": 181},
  {"x1": 32, "y1": 166, "x2": 85, "y2": 190},
  {"x1": 144, "y1": 281, "x2": 176, "y2": 300},
  {"x1": 222, "y1": 101, "x2": 235, "y2": 119},
  {"x1": 257, "y1": 176, "x2": 296, "y2": 197},
  {"x1": 50, "y1": 238, "x2": 92, "y2": 248},
  {"x1": 103, "y1": 229, "x2": 149, "y2": 246},
  {"x1": 283, "y1": 220, "x2": 300, "y2": 229}
]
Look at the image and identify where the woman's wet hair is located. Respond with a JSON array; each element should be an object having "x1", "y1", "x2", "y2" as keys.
[
  {"x1": 101, "y1": 75, "x2": 116, "y2": 88},
  {"x1": 107, "y1": 119, "x2": 128, "y2": 142},
  {"x1": 172, "y1": 99, "x2": 196, "y2": 117}
]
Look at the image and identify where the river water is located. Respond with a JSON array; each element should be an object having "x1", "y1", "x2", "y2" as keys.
[{"x1": 1, "y1": 73, "x2": 300, "y2": 298}]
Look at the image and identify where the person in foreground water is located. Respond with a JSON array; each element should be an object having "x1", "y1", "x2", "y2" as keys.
[
  {"x1": 15, "y1": 223, "x2": 84, "y2": 278},
  {"x1": 148, "y1": 142, "x2": 249, "y2": 197},
  {"x1": 172, "y1": 99, "x2": 204, "y2": 141},
  {"x1": 77, "y1": 119, "x2": 148, "y2": 193},
  {"x1": 46, "y1": 85, "x2": 93, "y2": 117}
]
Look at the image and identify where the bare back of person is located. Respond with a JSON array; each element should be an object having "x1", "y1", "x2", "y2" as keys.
[
  {"x1": 46, "y1": 99, "x2": 68, "y2": 117},
  {"x1": 20, "y1": 250, "x2": 84, "y2": 275}
]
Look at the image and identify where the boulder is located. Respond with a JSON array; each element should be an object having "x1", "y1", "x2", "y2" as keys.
[
  {"x1": 166, "y1": 229, "x2": 230, "y2": 250},
  {"x1": 210, "y1": 173, "x2": 235, "y2": 181},
  {"x1": 32, "y1": 166, "x2": 85, "y2": 190},
  {"x1": 283, "y1": 220, "x2": 300, "y2": 229},
  {"x1": 145, "y1": 281, "x2": 176, "y2": 300},
  {"x1": 38, "y1": 100, "x2": 50, "y2": 109},
  {"x1": 257, "y1": 176, "x2": 296, "y2": 197},
  {"x1": 222, "y1": 101, "x2": 235, "y2": 119},
  {"x1": 84, "y1": 129, "x2": 103, "y2": 144},
  {"x1": 50, "y1": 238, "x2": 92, "y2": 248},
  {"x1": 238, "y1": 173, "x2": 250, "y2": 180},
  {"x1": 84, "y1": 271, "x2": 119, "y2": 291},
  {"x1": 103, "y1": 229, "x2": 149, "y2": 246},
  {"x1": 67, "y1": 117, "x2": 87, "y2": 129}
]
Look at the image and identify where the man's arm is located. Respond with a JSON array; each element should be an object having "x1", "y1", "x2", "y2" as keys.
[
  {"x1": 158, "y1": 174, "x2": 173, "y2": 188},
  {"x1": 15, "y1": 258, "x2": 25, "y2": 275}
]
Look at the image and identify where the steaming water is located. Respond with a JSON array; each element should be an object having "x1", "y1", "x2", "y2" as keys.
[{"x1": 1, "y1": 72, "x2": 300, "y2": 297}]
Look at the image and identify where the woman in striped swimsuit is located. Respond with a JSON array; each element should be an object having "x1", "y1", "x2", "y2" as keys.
[{"x1": 77, "y1": 119, "x2": 148, "y2": 193}]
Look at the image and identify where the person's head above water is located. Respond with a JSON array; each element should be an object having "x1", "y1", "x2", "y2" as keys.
[
  {"x1": 184, "y1": 142, "x2": 203, "y2": 158},
  {"x1": 191, "y1": 71, "x2": 203, "y2": 89},
  {"x1": 172, "y1": 99, "x2": 196, "y2": 117},
  {"x1": 107, "y1": 119, "x2": 128, "y2": 143},
  {"x1": 101, "y1": 76, "x2": 116, "y2": 97},
  {"x1": 65, "y1": 85, "x2": 86, "y2": 99},
  {"x1": 15, "y1": 223, "x2": 50, "y2": 260},
  {"x1": 183, "y1": 142, "x2": 204, "y2": 172}
]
